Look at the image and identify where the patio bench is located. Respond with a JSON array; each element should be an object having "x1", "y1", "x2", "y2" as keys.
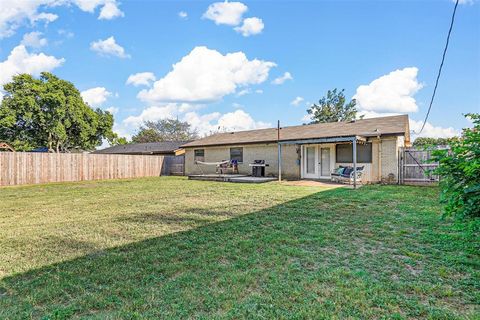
[{"x1": 331, "y1": 166, "x2": 365, "y2": 184}]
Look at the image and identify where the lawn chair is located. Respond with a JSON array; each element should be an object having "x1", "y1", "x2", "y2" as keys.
[
  {"x1": 331, "y1": 166, "x2": 365, "y2": 184},
  {"x1": 216, "y1": 160, "x2": 239, "y2": 174}
]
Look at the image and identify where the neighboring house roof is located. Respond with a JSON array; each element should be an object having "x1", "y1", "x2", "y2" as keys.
[
  {"x1": 93, "y1": 141, "x2": 188, "y2": 155},
  {"x1": 182, "y1": 115, "x2": 410, "y2": 148}
]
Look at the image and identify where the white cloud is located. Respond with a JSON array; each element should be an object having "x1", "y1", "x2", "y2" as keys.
[
  {"x1": 409, "y1": 119, "x2": 460, "y2": 139},
  {"x1": 456, "y1": 0, "x2": 474, "y2": 4},
  {"x1": 178, "y1": 11, "x2": 188, "y2": 19},
  {"x1": 138, "y1": 46, "x2": 276, "y2": 103},
  {"x1": 98, "y1": 1, "x2": 124, "y2": 20},
  {"x1": 237, "y1": 88, "x2": 263, "y2": 96},
  {"x1": 0, "y1": 1, "x2": 123, "y2": 38},
  {"x1": 122, "y1": 103, "x2": 269, "y2": 137},
  {"x1": 358, "y1": 110, "x2": 401, "y2": 119},
  {"x1": 123, "y1": 105, "x2": 177, "y2": 127},
  {"x1": 126, "y1": 72, "x2": 156, "y2": 87},
  {"x1": 354, "y1": 67, "x2": 423, "y2": 113},
  {"x1": 203, "y1": 1, "x2": 248, "y2": 26},
  {"x1": 21, "y1": 31, "x2": 47, "y2": 48},
  {"x1": 234, "y1": 17, "x2": 264, "y2": 36},
  {"x1": 81, "y1": 87, "x2": 112, "y2": 107},
  {"x1": 291, "y1": 96, "x2": 304, "y2": 106},
  {"x1": 357, "y1": 110, "x2": 460, "y2": 140},
  {"x1": 217, "y1": 109, "x2": 270, "y2": 131},
  {"x1": 0, "y1": 1, "x2": 58, "y2": 38},
  {"x1": 73, "y1": 0, "x2": 123, "y2": 19},
  {"x1": 90, "y1": 36, "x2": 130, "y2": 58},
  {"x1": 301, "y1": 114, "x2": 313, "y2": 123},
  {"x1": 0, "y1": 45, "x2": 64, "y2": 88},
  {"x1": 122, "y1": 103, "x2": 200, "y2": 127},
  {"x1": 184, "y1": 109, "x2": 270, "y2": 135},
  {"x1": 271, "y1": 72, "x2": 292, "y2": 85},
  {"x1": 105, "y1": 106, "x2": 119, "y2": 114},
  {"x1": 74, "y1": 0, "x2": 105, "y2": 12},
  {"x1": 232, "y1": 102, "x2": 243, "y2": 108},
  {"x1": 58, "y1": 29, "x2": 74, "y2": 38},
  {"x1": 237, "y1": 88, "x2": 250, "y2": 96},
  {"x1": 112, "y1": 122, "x2": 132, "y2": 141}
]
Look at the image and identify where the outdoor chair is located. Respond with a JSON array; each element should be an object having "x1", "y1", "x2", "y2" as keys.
[
  {"x1": 331, "y1": 166, "x2": 365, "y2": 184},
  {"x1": 216, "y1": 160, "x2": 239, "y2": 174}
]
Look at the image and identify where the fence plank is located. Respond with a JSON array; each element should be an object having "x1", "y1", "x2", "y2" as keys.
[{"x1": 0, "y1": 152, "x2": 164, "y2": 186}]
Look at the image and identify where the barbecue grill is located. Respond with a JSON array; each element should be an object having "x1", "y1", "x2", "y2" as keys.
[{"x1": 249, "y1": 160, "x2": 269, "y2": 177}]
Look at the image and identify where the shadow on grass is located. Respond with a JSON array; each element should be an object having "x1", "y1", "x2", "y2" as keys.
[{"x1": 0, "y1": 186, "x2": 477, "y2": 319}]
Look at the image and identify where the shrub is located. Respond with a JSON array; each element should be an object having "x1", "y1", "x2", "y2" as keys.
[{"x1": 432, "y1": 113, "x2": 480, "y2": 218}]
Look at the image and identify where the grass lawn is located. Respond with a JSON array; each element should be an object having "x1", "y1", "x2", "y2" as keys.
[{"x1": 0, "y1": 177, "x2": 478, "y2": 319}]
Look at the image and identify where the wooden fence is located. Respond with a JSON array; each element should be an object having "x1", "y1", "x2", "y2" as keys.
[
  {"x1": 161, "y1": 155, "x2": 185, "y2": 176},
  {"x1": 398, "y1": 148, "x2": 440, "y2": 185},
  {"x1": 0, "y1": 152, "x2": 164, "y2": 186}
]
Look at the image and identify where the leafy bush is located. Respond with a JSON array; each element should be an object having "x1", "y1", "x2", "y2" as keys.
[{"x1": 432, "y1": 113, "x2": 480, "y2": 218}]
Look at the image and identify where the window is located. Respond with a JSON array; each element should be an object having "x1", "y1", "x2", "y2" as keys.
[
  {"x1": 194, "y1": 149, "x2": 204, "y2": 162},
  {"x1": 230, "y1": 147, "x2": 243, "y2": 163},
  {"x1": 336, "y1": 143, "x2": 372, "y2": 163}
]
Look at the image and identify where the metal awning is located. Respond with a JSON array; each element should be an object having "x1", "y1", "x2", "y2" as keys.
[
  {"x1": 277, "y1": 135, "x2": 363, "y2": 189},
  {"x1": 278, "y1": 135, "x2": 366, "y2": 145}
]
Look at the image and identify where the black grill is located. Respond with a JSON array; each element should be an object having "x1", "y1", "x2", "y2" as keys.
[{"x1": 250, "y1": 160, "x2": 267, "y2": 177}]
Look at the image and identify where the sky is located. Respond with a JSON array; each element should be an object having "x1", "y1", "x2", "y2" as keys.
[{"x1": 0, "y1": 0, "x2": 479, "y2": 144}]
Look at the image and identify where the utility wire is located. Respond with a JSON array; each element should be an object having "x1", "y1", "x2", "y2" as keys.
[{"x1": 416, "y1": 0, "x2": 459, "y2": 135}]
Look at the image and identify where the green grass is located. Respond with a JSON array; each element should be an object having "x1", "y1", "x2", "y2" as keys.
[{"x1": 0, "y1": 177, "x2": 478, "y2": 319}]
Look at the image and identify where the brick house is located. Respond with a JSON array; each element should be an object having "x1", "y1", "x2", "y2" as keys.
[{"x1": 181, "y1": 115, "x2": 410, "y2": 183}]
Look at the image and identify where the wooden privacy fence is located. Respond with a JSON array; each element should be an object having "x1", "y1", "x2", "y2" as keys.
[
  {"x1": 0, "y1": 152, "x2": 164, "y2": 186},
  {"x1": 398, "y1": 148, "x2": 440, "y2": 185},
  {"x1": 161, "y1": 155, "x2": 185, "y2": 176}
]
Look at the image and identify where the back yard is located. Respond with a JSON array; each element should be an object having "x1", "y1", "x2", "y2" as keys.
[{"x1": 0, "y1": 177, "x2": 478, "y2": 319}]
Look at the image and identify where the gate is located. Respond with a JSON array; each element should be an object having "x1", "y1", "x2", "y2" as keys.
[
  {"x1": 161, "y1": 155, "x2": 185, "y2": 176},
  {"x1": 398, "y1": 148, "x2": 440, "y2": 185}
]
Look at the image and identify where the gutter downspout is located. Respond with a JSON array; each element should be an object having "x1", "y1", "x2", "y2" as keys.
[
  {"x1": 378, "y1": 137, "x2": 382, "y2": 183},
  {"x1": 277, "y1": 120, "x2": 282, "y2": 182},
  {"x1": 353, "y1": 136, "x2": 357, "y2": 189}
]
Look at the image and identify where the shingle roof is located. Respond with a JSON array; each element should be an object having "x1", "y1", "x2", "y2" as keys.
[
  {"x1": 182, "y1": 115, "x2": 410, "y2": 148},
  {"x1": 93, "y1": 141, "x2": 187, "y2": 155}
]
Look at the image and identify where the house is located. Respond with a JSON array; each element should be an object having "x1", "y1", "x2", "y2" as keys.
[
  {"x1": 181, "y1": 115, "x2": 410, "y2": 183},
  {"x1": 93, "y1": 141, "x2": 188, "y2": 176}
]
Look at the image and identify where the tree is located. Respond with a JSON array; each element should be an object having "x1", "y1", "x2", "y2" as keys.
[
  {"x1": 413, "y1": 137, "x2": 459, "y2": 147},
  {"x1": 0, "y1": 73, "x2": 122, "y2": 152},
  {"x1": 132, "y1": 119, "x2": 198, "y2": 143},
  {"x1": 431, "y1": 113, "x2": 479, "y2": 218},
  {"x1": 306, "y1": 88, "x2": 360, "y2": 124}
]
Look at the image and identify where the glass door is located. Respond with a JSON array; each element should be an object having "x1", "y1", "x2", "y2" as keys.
[
  {"x1": 303, "y1": 145, "x2": 318, "y2": 178},
  {"x1": 320, "y1": 147, "x2": 331, "y2": 177}
]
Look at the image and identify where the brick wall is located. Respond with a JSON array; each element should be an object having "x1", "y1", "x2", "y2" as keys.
[
  {"x1": 184, "y1": 143, "x2": 300, "y2": 179},
  {"x1": 185, "y1": 135, "x2": 405, "y2": 183}
]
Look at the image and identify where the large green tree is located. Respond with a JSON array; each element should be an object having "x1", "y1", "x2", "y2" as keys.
[
  {"x1": 132, "y1": 119, "x2": 198, "y2": 143},
  {"x1": 306, "y1": 89, "x2": 360, "y2": 124},
  {"x1": 0, "y1": 72, "x2": 120, "y2": 152}
]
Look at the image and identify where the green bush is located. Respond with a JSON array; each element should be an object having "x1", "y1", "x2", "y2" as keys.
[{"x1": 432, "y1": 113, "x2": 480, "y2": 218}]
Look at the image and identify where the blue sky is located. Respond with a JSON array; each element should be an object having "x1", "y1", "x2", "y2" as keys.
[{"x1": 0, "y1": 0, "x2": 479, "y2": 142}]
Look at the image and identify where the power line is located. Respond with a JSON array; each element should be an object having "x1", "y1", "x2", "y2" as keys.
[{"x1": 416, "y1": 0, "x2": 459, "y2": 135}]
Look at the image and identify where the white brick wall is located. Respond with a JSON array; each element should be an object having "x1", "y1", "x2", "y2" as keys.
[{"x1": 185, "y1": 135, "x2": 405, "y2": 183}]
